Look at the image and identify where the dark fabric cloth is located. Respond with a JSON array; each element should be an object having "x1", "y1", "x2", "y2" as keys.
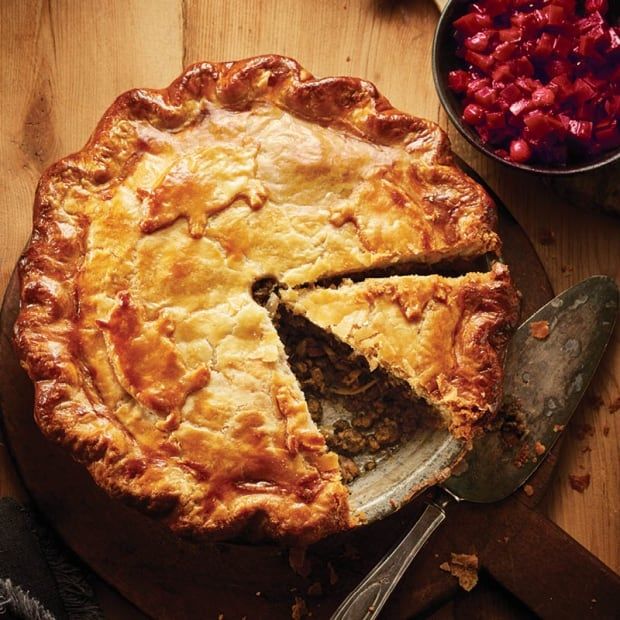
[{"x1": 0, "y1": 497, "x2": 65, "y2": 619}]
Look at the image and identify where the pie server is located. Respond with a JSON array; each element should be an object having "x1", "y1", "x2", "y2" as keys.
[{"x1": 332, "y1": 275, "x2": 619, "y2": 620}]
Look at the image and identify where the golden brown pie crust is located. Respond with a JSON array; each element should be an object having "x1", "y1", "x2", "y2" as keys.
[{"x1": 14, "y1": 55, "x2": 510, "y2": 544}]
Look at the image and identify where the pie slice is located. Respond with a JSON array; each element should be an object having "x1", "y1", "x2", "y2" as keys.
[
  {"x1": 15, "y1": 56, "x2": 513, "y2": 544},
  {"x1": 279, "y1": 263, "x2": 520, "y2": 440}
]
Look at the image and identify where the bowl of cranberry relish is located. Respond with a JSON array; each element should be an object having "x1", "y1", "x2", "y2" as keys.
[{"x1": 433, "y1": 0, "x2": 620, "y2": 174}]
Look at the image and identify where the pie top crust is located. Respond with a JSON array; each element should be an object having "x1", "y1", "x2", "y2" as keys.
[{"x1": 15, "y1": 55, "x2": 505, "y2": 544}]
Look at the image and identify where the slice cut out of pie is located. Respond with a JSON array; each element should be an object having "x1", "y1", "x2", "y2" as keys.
[
  {"x1": 279, "y1": 263, "x2": 520, "y2": 440},
  {"x1": 14, "y1": 56, "x2": 519, "y2": 545}
]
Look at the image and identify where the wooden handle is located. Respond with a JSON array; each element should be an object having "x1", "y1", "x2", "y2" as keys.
[{"x1": 483, "y1": 499, "x2": 620, "y2": 619}]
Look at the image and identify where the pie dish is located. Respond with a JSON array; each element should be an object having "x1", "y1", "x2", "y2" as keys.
[{"x1": 14, "y1": 55, "x2": 518, "y2": 544}]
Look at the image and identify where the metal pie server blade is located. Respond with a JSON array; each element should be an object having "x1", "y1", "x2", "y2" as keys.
[
  {"x1": 445, "y1": 274, "x2": 619, "y2": 502},
  {"x1": 331, "y1": 275, "x2": 619, "y2": 620}
]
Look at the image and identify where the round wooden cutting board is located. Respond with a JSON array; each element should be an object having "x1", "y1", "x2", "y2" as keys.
[{"x1": 0, "y1": 195, "x2": 553, "y2": 619}]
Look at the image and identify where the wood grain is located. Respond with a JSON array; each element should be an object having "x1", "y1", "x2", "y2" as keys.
[{"x1": 1, "y1": 0, "x2": 619, "y2": 616}]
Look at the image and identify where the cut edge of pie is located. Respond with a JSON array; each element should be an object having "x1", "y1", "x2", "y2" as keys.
[
  {"x1": 279, "y1": 262, "x2": 521, "y2": 441},
  {"x1": 14, "y1": 55, "x2": 511, "y2": 545}
]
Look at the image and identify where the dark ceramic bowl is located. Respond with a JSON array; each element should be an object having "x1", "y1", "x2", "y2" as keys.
[{"x1": 432, "y1": 0, "x2": 620, "y2": 176}]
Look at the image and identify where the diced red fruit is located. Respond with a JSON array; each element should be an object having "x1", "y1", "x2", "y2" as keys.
[
  {"x1": 498, "y1": 27, "x2": 523, "y2": 43},
  {"x1": 585, "y1": 0, "x2": 608, "y2": 15},
  {"x1": 590, "y1": 25, "x2": 609, "y2": 46},
  {"x1": 578, "y1": 34, "x2": 596, "y2": 57},
  {"x1": 524, "y1": 112, "x2": 564, "y2": 140},
  {"x1": 515, "y1": 77, "x2": 542, "y2": 93},
  {"x1": 608, "y1": 28, "x2": 620, "y2": 55},
  {"x1": 509, "y1": 138, "x2": 532, "y2": 163},
  {"x1": 532, "y1": 87, "x2": 556, "y2": 106},
  {"x1": 464, "y1": 49, "x2": 495, "y2": 72},
  {"x1": 493, "y1": 41, "x2": 518, "y2": 61},
  {"x1": 466, "y1": 77, "x2": 491, "y2": 97},
  {"x1": 543, "y1": 4, "x2": 566, "y2": 27},
  {"x1": 533, "y1": 32, "x2": 555, "y2": 58},
  {"x1": 511, "y1": 10, "x2": 547, "y2": 36},
  {"x1": 463, "y1": 103, "x2": 486, "y2": 126},
  {"x1": 568, "y1": 119, "x2": 593, "y2": 141},
  {"x1": 500, "y1": 83, "x2": 522, "y2": 104},
  {"x1": 509, "y1": 98, "x2": 532, "y2": 116},
  {"x1": 492, "y1": 63, "x2": 514, "y2": 82},
  {"x1": 549, "y1": 75, "x2": 574, "y2": 102},
  {"x1": 553, "y1": 34, "x2": 573, "y2": 59},
  {"x1": 449, "y1": 0, "x2": 620, "y2": 165},
  {"x1": 454, "y1": 13, "x2": 493, "y2": 36},
  {"x1": 573, "y1": 78, "x2": 597, "y2": 103},
  {"x1": 577, "y1": 12, "x2": 605, "y2": 35},
  {"x1": 578, "y1": 27, "x2": 610, "y2": 56},
  {"x1": 448, "y1": 70, "x2": 470, "y2": 93},
  {"x1": 513, "y1": 57, "x2": 534, "y2": 77},
  {"x1": 478, "y1": 0, "x2": 509, "y2": 18},
  {"x1": 465, "y1": 31, "x2": 492, "y2": 52},
  {"x1": 487, "y1": 111, "x2": 506, "y2": 129},
  {"x1": 558, "y1": 113, "x2": 572, "y2": 130},
  {"x1": 474, "y1": 85, "x2": 497, "y2": 106}
]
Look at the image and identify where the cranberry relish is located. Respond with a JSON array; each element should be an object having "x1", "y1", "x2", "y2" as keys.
[{"x1": 447, "y1": 0, "x2": 620, "y2": 165}]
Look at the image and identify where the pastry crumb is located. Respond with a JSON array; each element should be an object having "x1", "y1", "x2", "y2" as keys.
[
  {"x1": 523, "y1": 484, "x2": 534, "y2": 497},
  {"x1": 553, "y1": 424, "x2": 564, "y2": 433},
  {"x1": 530, "y1": 320, "x2": 550, "y2": 340},
  {"x1": 291, "y1": 596, "x2": 308, "y2": 620},
  {"x1": 534, "y1": 441, "x2": 546, "y2": 456},
  {"x1": 569, "y1": 473, "x2": 591, "y2": 493},
  {"x1": 439, "y1": 553, "x2": 479, "y2": 592},
  {"x1": 513, "y1": 443, "x2": 531, "y2": 468}
]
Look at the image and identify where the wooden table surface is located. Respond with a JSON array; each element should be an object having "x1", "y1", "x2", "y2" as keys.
[{"x1": 1, "y1": 0, "x2": 619, "y2": 616}]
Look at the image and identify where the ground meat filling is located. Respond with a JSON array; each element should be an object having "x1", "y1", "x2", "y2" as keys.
[{"x1": 274, "y1": 306, "x2": 439, "y2": 484}]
